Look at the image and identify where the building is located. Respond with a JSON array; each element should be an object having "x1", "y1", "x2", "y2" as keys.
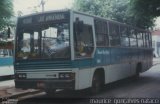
[{"x1": 152, "y1": 29, "x2": 160, "y2": 57}]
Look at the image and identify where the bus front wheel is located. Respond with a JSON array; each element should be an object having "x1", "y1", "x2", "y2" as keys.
[{"x1": 91, "y1": 72, "x2": 102, "y2": 94}]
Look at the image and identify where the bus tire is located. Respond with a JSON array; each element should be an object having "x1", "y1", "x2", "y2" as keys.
[{"x1": 90, "y1": 72, "x2": 102, "y2": 95}]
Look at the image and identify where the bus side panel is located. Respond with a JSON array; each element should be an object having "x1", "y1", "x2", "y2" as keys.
[
  {"x1": 76, "y1": 67, "x2": 95, "y2": 90},
  {"x1": 104, "y1": 63, "x2": 131, "y2": 84},
  {"x1": 0, "y1": 57, "x2": 14, "y2": 76},
  {"x1": 105, "y1": 48, "x2": 132, "y2": 83},
  {"x1": 93, "y1": 47, "x2": 133, "y2": 84},
  {"x1": 93, "y1": 48, "x2": 111, "y2": 66}
]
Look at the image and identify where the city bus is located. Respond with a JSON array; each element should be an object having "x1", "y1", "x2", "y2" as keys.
[
  {"x1": 0, "y1": 41, "x2": 14, "y2": 79},
  {"x1": 14, "y1": 9, "x2": 153, "y2": 94}
]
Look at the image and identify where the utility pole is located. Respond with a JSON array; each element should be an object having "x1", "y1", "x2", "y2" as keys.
[{"x1": 40, "y1": 0, "x2": 45, "y2": 12}]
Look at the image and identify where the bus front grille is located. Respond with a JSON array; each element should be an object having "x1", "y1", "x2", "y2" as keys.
[{"x1": 14, "y1": 61, "x2": 72, "y2": 70}]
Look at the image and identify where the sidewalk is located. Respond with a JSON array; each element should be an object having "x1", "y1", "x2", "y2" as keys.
[
  {"x1": 153, "y1": 57, "x2": 160, "y2": 65},
  {"x1": 0, "y1": 80, "x2": 39, "y2": 98}
]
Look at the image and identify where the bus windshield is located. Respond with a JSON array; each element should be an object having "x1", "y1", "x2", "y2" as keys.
[{"x1": 16, "y1": 23, "x2": 70, "y2": 60}]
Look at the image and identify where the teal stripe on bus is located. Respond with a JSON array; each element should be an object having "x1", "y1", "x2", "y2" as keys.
[{"x1": 0, "y1": 57, "x2": 13, "y2": 66}]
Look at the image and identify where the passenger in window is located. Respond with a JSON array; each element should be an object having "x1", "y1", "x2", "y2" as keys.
[
  {"x1": 77, "y1": 41, "x2": 86, "y2": 56},
  {"x1": 57, "y1": 28, "x2": 65, "y2": 44},
  {"x1": 44, "y1": 28, "x2": 69, "y2": 57},
  {"x1": 76, "y1": 41, "x2": 93, "y2": 57}
]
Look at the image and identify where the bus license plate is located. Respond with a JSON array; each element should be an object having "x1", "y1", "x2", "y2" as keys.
[{"x1": 37, "y1": 82, "x2": 45, "y2": 88}]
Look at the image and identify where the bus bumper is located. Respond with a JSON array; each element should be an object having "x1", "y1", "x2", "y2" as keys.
[{"x1": 15, "y1": 79, "x2": 75, "y2": 90}]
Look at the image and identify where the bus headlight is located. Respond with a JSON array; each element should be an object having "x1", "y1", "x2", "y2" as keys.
[
  {"x1": 16, "y1": 73, "x2": 26, "y2": 79},
  {"x1": 59, "y1": 73, "x2": 75, "y2": 80}
]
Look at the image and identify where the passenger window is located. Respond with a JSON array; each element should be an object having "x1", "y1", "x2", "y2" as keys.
[
  {"x1": 137, "y1": 31, "x2": 143, "y2": 47},
  {"x1": 144, "y1": 32, "x2": 149, "y2": 47},
  {"x1": 120, "y1": 26, "x2": 129, "y2": 47},
  {"x1": 95, "y1": 20, "x2": 109, "y2": 46},
  {"x1": 109, "y1": 22, "x2": 120, "y2": 46},
  {"x1": 129, "y1": 28, "x2": 137, "y2": 47}
]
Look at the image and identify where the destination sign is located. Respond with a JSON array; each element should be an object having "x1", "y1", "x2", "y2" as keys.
[
  {"x1": 20, "y1": 12, "x2": 69, "y2": 25},
  {"x1": 38, "y1": 14, "x2": 65, "y2": 22}
]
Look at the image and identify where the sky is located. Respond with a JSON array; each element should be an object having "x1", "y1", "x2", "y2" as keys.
[{"x1": 13, "y1": 0, "x2": 74, "y2": 16}]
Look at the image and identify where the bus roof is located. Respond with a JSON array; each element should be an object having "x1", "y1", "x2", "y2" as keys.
[
  {"x1": 17, "y1": 9, "x2": 70, "y2": 19},
  {"x1": 18, "y1": 9, "x2": 150, "y2": 33}
]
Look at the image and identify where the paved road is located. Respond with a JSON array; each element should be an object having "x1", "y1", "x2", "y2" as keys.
[{"x1": 18, "y1": 64, "x2": 160, "y2": 104}]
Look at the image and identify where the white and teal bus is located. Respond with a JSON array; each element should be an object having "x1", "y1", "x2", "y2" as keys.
[
  {"x1": 14, "y1": 9, "x2": 153, "y2": 94},
  {"x1": 0, "y1": 41, "x2": 14, "y2": 79}
]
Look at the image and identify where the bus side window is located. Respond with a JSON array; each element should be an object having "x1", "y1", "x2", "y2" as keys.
[
  {"x1": 145, "y1": 32, "x2": 149, "y2": 48},
  {"x1": 142, "y1": 32, "x2": 147, "y2": 48},
  {"x1": 120, "y1": 25, "x2": 129, "y2": 47},
  {"x1": 137, "y1": 31, "x2": 143, "y2": 47},
  {"x1": 109, "y1": 22, "x2": 120, "y2": 46},
  {"x1": 129, "y1": 28, "x2": 137, "y2": 47},
  {"x1": 95, "y1": 20, "x2": 108, "y2": 47}
]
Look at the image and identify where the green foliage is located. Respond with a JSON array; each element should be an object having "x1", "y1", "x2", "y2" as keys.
[
  {"x1": 73, "y1": 0, "x2": 160, "y2": 29},
  {"x1": 130, "y1": 0, "x2": 160, "y2": 29},
  {"x1": 131, "y1": 0, "x2": 160, "y2": 17},
  {"x1": 0, "y1": 0, "x2": 14, "y2": 30},
  {"x1": 73, "y1": 0, "x2": 134, "y2": 26}
]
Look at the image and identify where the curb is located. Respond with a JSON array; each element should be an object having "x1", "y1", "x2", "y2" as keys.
[
  {"x1": 2, "y1": 89, "x2": 42, "y2": 99},
  {"x1": 153, "y1": 61, "x2": 160, "y2": 66},
  {"x1": 153, "y1": 62, "x2": 160, "y2": 66}
]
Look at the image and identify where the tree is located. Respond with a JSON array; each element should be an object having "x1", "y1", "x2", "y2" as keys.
[
  {"x1": 73, "y1": 0, "x2": 133, "y2": 26},
  {"x1": 131, "y1": 0, "x2": 160, "y2": 17},
  {"x1": 130, "y1": 0, "x2": 160, "y2": 29},
  {"x1": 0, "y1": 0, "x2": 14, "y2": 31},
  {"x1": 73, "y1": 0, "x2": 160, "y2": 29}
]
